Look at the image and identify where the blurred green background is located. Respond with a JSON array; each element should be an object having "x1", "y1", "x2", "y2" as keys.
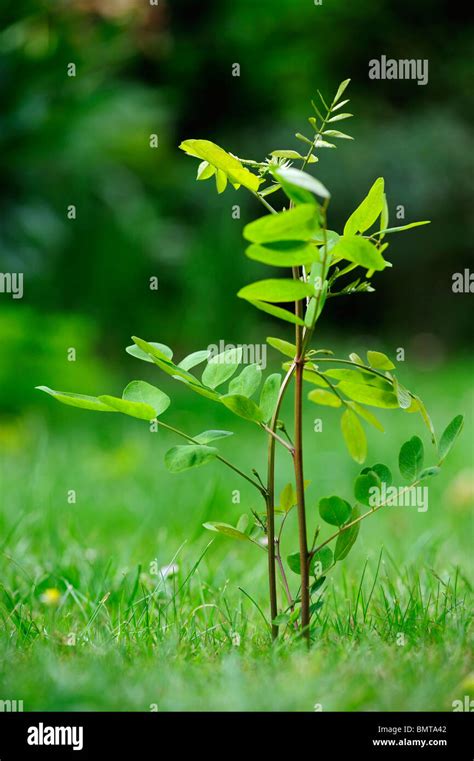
[
  {"x1": 0, "y1": 0, "x2": 472, "y2": 711},
  {"x1": 1, "y1": 0, "x2": 473, "y2": 414}
]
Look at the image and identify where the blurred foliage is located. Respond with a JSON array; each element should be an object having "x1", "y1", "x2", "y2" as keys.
[
  {"x1": 0, "y1": 0, "x2": 472, "y2": 411},
  {"x1": 0, "y1": 307, "x2": 113, "y2": 414}
]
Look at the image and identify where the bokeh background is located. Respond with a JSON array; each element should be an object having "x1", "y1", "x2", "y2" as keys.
[
  {"x1": 0, "y1": 0, "x2": 472, "y2": 710},
  {"x1": 1, "y1": 0, "x2": 473, "y2": 411}
]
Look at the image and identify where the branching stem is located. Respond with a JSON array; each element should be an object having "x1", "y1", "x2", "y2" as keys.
[
  {"x1": 156, "y1": 420, "x2": 266, "y2": 496},
  {"x1": 310, "y1": 481, "x2": 422, "y2": 558}
]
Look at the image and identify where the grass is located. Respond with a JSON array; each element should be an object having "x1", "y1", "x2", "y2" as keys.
[{"x1": 0, "y1": 355, "x2": 472, "y2": 711}]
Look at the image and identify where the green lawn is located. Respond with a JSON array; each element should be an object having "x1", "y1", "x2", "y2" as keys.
[{"x1": 0, "y1": 357, "x2": 472, "y2": 711}]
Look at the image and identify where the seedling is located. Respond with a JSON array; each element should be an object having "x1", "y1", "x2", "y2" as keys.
[{"x1": 37, "y1": 79, "x2": 463, "y2": 643}]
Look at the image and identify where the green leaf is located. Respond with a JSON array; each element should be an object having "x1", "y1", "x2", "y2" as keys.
[
  {"x1": 99, "y1": 380, "x2": 171, "y2": 420},
  {"x1": 361, "y1": 463, "x2": 393, "y2": 486},
  {"x1": 310, "y1": 576, "x2": 326, "y2": 594},
  {"x1": 173, "y1": 376, "x2": 221, "y2": 402},
  {"x1": 412, "y1": 395, "x2": 437, "y2": 445},
  {"x1": 243, "y1": 204, "x2": 319, "y2": 244},
  {"x1": 354, "y1": 469, "x2": 381, "y2": 507},
  {"x1": 271, "y1": 173, "x2": 315, "y2": 206},
  {"x1": 322, "y1": 129, "x2": 353, "y2": 140},
  {"x1": 126, "y1": 342, "x2": 173, "y2": 363},
  {"x1": 236, "y1": 514, "x2": 249, "y2": 533},
  {"x1": 246, "y1": 299, "x2": 306, "y2": 326},
  {"x1": 331, "y1": 236, "x2": 388, "y2": 271},
  {"x1": 308, "y1": 389, "x2": 341, "y2": 407},
  {"x1": 165, "y1": 444, "x2": 218, "y2": 473},
  {"x1": 98, "y1": 394, "x2": 158, "y2": 421},
  {"x1": 399, "y1": 436, "x2": 424, "y2": 481},
  {"x1": 366, "y1": 350, "x2": 395, "y2": 371},
  {"x1": 36, "y1": 386, "x2": 117, "y2": 413},
  {"x1": 392, "y1": 376, "x2": 412, "y2": 410},
  {"x1": 319, "y1": 495, "x2": 352, "y2": 526},
  {"x1": 202, "y1": 521, "x2": 250, "y2": 541},
  {"x1": 312, "y1": 229, "x2": 340, "y2": 248},
  {"x1": 311, "y1": 547, "x2": 333, "y2": 577},
  {"x1": 338, "y1": 382, "x2": 399, "y2": 408},
  {"x1": 179, "y1": 139, "x2": 260, "y2": 191},
  {"x1": 314, "y1": 137, "x2": 336, "y2": 149},
  {"x1": 325, "y1": 368, "x2": 382, "y2": 385},
  {"x1": 177, "y1": 350, "x2": 210, "y2": 371},
  {"x1": 279, "y1": 482, "x2": 296, "y2": 512},
  {"x1": 266, "y1": 337, "x2": 297, "y2": 359},
  {"x1": 122, "y1": 380, "x2": 170, "y2": 416},
  {"x1": 272, "y1": 167, "x2": 330, "y2": 199},
  {"x1": 238, "y1": 279, "x2": 314, "y2": 303},
  {"x1": 220, "y1": 394, "x2": 264, "y2": 423},
  {"x1": 245, "y1": 241, "x2": 318, "y2": 267},
  {"x1": 378, "y1": 221, "x2": 430, "y2": 235},
  {"x1": 228, "y1": 363, "x2": 262, "y2": 397},
  {"x1": 331, "y1": 98, "x2": 350, "y2": 112},
  {"x1": 298, "y1": 367, "x2": 331, "y2": 388},
  {"x1": 295, "y1": 132, "x2": 313, "y2": 146},
  {"x1": 345, "y1": 401, "x2": 384, "y2": 432},
  {"x1": 201, "y1": 347, "x2": 242, "y2": 390},
  {"x1": 131, "y1": 337, "x2": 197, "y2": 383},
  {"x1": 194, "y1": 430, "x2": 234, "y2": 444},
  {"x1": 270, "y1": 149, "x2": 309, "y2": 160},
  {"x1": 327, "y1": 113, "x2": 353, "y2": 123},
  {"x1": 438, "y1": 415, "x2": 464, "y2": 464},
  {"x1": 287, "y1": 551, "x2": 302, "y2": 575},
  {"x1": 259, "y1": 373, "x2": 281, "y2": 423},
  {"x1": 215, "y1": 168, "x2": 227, "y2": 194},
  {"x1": 380, "y1": 194, "x2": 389, "y2": 238},
  {"x1": 272, "y1": 613, "x2": 290, "y2": 626},
  {"x1": 419, "y1": 466, "x2": 441, "y2": 481},
  {"x1": 259, "y1": 183, "x2": 282, "y2": 197},
  {"x1": 332, "y1": 79, "x2": 351, "y2": 106},
  {"x1": 341, "y1": 408, "x2": 367, "y2": 464},
  {"x1": 196, "y1": 160, "x2": 215, "y2": 180},
  {"x1": 287, "y1": 547, "x2": 332, "y2": 576},
  {"x1": 333, "y1": 78, "x2": 351, "y2": 104},
  {"x1": 344, "y1": 178, "x2": 385, "y2": 235},
  {"x1": 334, "y1": 506, "x2": 360, "y2": 561}
]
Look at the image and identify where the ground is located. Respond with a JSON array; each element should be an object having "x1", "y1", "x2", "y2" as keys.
[{"x1": 0, "y1": 357, "x2": 472, "y2": 711}]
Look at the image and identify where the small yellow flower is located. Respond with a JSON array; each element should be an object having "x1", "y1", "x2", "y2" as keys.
[{"x1": 41, "y1": 588, "x2": 61, "y2": 606}]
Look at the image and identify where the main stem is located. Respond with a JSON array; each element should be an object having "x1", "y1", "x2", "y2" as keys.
[
  {"x1": 293, "y1": 275, "x2": 310, "y2": 642},
  {"x1": 265, "y1": 363, "x2": 296, "y2": 640},
  {"x1": 266, "y1": 436, "x2": 279, "y2": 640}
]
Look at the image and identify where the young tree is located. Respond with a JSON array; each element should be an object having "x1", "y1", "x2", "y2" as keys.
[{"x1": 37, "y1": 80, "x2": 463, "y2": 644}]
